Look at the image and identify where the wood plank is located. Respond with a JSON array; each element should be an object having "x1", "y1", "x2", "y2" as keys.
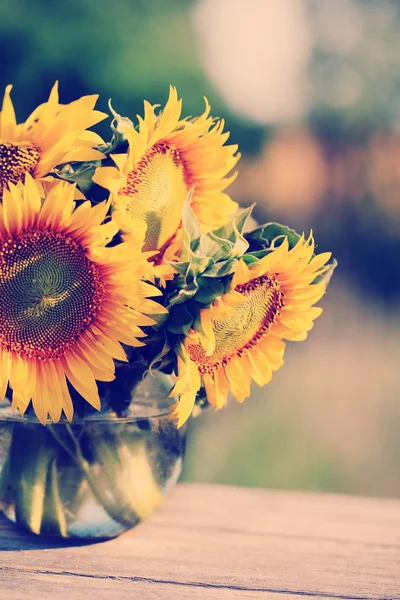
[
  {"x1": 1, "y1": 570, "x2": 343, "y2": 600},
  {"x1": 0, "y1": 484, "x2": 399, "y2": 599}
]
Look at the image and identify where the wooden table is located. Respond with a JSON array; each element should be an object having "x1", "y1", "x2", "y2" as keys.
[{"x1": 0, "y1": 483, "x2": 399, "y2": 599}]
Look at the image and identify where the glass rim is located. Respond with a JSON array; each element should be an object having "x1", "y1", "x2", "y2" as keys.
[{"x1": 0, "y1": 398, "x2": 173, "y2": 424}]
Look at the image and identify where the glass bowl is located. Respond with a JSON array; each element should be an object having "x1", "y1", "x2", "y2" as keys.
[{"x1": 0, "y1": 373, "x2": 185, "y2": 540}]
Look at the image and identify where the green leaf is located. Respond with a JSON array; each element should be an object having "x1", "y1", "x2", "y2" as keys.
[
  {"x1": 242, "y1": 253, "x2": 264, "y2": 264},
  {"x1": 245, "y1": 222, "x2": 302, "y2": 252},
  {"x1": 55, "y1": 161, "x2": 100, "y2": 193}
]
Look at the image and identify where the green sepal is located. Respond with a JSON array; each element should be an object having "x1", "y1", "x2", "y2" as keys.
[
  {"x1": 170, "y1": 200, "x2": 253, "y2": 294},
  {"x1": 181, "y1": 190, "x2": 201, "y2": 252},
  {"x1": 181, "y1": 246, "x2": 214, "y2": 282},
  {"x1": 191, "y1": 311, "x2": 204, "y2": 334},
  {"x1": 210, "y1": 205, "x2": 253, "y2": 257},
  {"x1": 170, "y1": 261, "x2": 190, "y2": 276},
  {"x1": 194, "y1": 278, "x2": 225, "y2": 304},
  {"x1": 106, "y1": 101, "x2": 134, "y2": 154},
  {"x1": 164, "y1": 205, "x2": 256, "y2": 338},
  {"x1": 128, "y1": 324, "x2": 176, "y2": 376},
  {"x1": 201, "y1": 258, "x2": 239, "y2": 279},
  {"x1": 315, "y1": 257, "x2": 338, "y2": 286},
  {"x1": 146, "y1": 331, "x2": 175, "y2": 374},
  {"x1": 197, "y1": 232, "x2": 233, "y2": 262},
  {"x1": 169, "y1": 279, "x2": 199, "y2": 306},
  {"x1": 168, "y1": 303, "x2": 195, "y2": 336},
  {"x1": 172, "y1": 336, "x2": 187, "y2": 362}
]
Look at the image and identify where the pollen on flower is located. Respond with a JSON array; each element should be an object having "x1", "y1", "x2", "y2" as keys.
[
  {"x1": 188, "y1": 275, "x2": 284, "y2": 375},
  {"x1": 120, "y1": 142, "x2": 189, "y2": 252},
  {"x1": 0, "y1": 141, "x2": 41, "y2": 197},
  {"x1": 0, "y1": 229, "x2": 105, "y2": 360}
]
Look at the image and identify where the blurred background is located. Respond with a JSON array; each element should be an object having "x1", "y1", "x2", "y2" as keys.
[{"x1": 1, "y1": 0, "x2": 399, "y2": 498}]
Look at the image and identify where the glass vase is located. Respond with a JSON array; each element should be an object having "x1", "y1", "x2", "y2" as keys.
[{"x1": 0, "y1": 373, "x2": 185, "y2": 540}]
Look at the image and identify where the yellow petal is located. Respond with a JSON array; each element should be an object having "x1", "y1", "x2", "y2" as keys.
[
  {"x1": 0, "y1": 85, "x2": 17, "y2": 138},
  {"x1": 203, "y1": 369, "x2": 229, "y2": 410},
  {"x1": 225, "y1": 358, "x2": 251, "y2": 403},
  {"x1": 62, "y1": 352, "x2": 101, "y2": 410}
]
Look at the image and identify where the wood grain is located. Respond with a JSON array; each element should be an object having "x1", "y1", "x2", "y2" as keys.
[{"x1": 0, "y1": 483, "x2": 399, "y2": 599}]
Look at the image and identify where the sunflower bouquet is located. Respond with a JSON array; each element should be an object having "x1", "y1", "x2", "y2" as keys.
[{"x1": 0, "y1": 84, "x2": 335, "y2": 539}]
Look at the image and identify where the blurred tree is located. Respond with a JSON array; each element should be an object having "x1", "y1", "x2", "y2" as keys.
[
  {"x1": 0, "y1": 0, "x2": 265, "y2": 149},
  {"x1": 0, "y1": 0, "x2": 212, "y2": 122},
  {"x1": 1, "y1": 0, "x2": 400, "y2": 300}
]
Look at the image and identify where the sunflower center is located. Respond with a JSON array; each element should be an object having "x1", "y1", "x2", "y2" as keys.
[
  {"x1": 188, "y1": 275, "x2": 284, "y2": 375},
  {"x1": 0, "y1": 229, "x2": 105, "y2": 360},
  {"x1": 121, "y1": 142, "x2": 188, "y2": 252},
  {"x1": 0, "y1": 141, "x2": 41, "y2": 197}
]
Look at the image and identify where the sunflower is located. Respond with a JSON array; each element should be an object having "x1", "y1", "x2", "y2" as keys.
[
  {"x1": 170, "y1": 235, "x2": 331, "y2": 427},
  {"x1": 93, "y1": 87, "x2": 239, "y2": 268},
  {"x1": 0, "y1": 175, "x2": 165, "y2": 424},
  {"x1": 0, "y1": 82, "x2": 106, "y2": 198}
]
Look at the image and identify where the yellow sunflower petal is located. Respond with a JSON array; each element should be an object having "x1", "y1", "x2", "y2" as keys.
[
  {"x1": 225, "y1": 358, "x2": 251, "y2": 403},
  {"x1": 0, "y1": 350, "x2": 11, "y2": 400},
  {"x1": 200, "y1": 310, "x2": 216, "y2": 355},
  {"x1": 39, "y1": 361, "x2": 63, "y2": 423},
  {"x1": 0, "y1": 178, "x2": 164, "y2": 423},
  {"x1": 2, "y1": 184, "x2": 23, "y2": 235},
  {"x1": 9, "y1": 354, "x2": 33, "y2": 405},
  {"x1": 169, "y1": 392, "x2": 196, "y2": 429},
  {"x1": 247, "y1": 348, "x2": 272, "y2": 387},
  {"x1": 203, "y1": 369, "x2": 229, "y2": 410},
  {"x1": 93, "y1": 165, "x2": 124, "y2": 195},
  {"x1": 176, "y1": 236, "x2": 331, "y2": 417},
  {"x1": 0, "y1": 85, "x2": 17, "y2": 138},
  {"x1": 95, "y1": 87, "x2": 239, "y2": 267},
  {"x1": 231, "y1": 259, "x2": 252, "y2": 289},
  {"x1": 0, "y1": 83, "x2": 106, "y2": 198}
]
